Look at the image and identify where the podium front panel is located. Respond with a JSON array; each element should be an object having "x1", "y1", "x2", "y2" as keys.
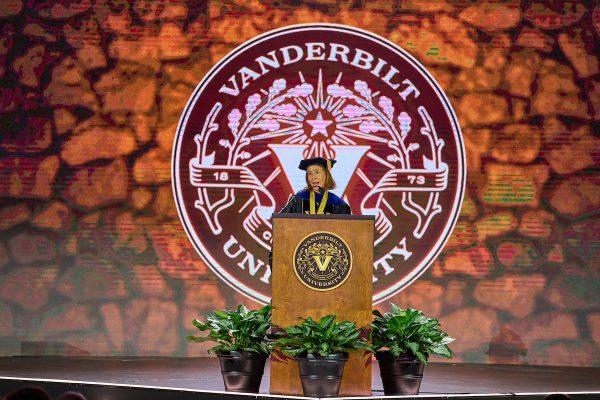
[{"x1": 270, "y1": 214, "x2": 374, "y2": 396}]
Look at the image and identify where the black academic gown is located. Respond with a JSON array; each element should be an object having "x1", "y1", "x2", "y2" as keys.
[
  {"x1": 269, "y1": 190, "x2": 351, "y2": 268},
  {"x1": 278, "y1": 189, "x2": 351, "y2": 215}
]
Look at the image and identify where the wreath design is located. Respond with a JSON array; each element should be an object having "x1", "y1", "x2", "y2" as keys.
[{"x1": 191, "y1": 72, "x2": 446, "y2": 244}]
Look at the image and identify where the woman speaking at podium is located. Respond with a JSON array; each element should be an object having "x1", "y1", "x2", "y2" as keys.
[{"x1": 279, "y1": 157, "x2": 351, "y2": 215}]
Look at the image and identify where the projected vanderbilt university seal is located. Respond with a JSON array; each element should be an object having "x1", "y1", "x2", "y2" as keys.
[{"x1": 172, "y1": 24, "x2": 466, "y2": 304}]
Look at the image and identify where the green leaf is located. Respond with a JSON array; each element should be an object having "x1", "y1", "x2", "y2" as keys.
[
  {"x1": 186, "y1": 304, "x2": 273, "y2": 355},
  {"x1": 369, "y1": 303, "x2": 454, "y2": 364},
  {"x1": 274, "y1": 314, "x2": 368, "y2": 357}
]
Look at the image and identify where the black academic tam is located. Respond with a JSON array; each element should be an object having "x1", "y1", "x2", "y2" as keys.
[{"x1": 298, "y1": 157, "x2": 337, "y2": 171}]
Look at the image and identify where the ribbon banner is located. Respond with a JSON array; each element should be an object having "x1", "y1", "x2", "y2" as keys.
[
  {"x1": 372, "y1": 167, "x2": 448, "y2": 193},
  {"x1": 361, "y1": 164, "x2": 448, "y2": 244},
  {"x1": 189, "y1": 161, "x2": 274, "y2": 250}
]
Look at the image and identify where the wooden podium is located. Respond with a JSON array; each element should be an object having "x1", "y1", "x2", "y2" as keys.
[{"x1": 270, "y1": 214, "x2": 375, "y2": 396}]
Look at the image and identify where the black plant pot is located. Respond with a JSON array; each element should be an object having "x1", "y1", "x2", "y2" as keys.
[
  {"x1": 375, "y1": 351, "x2": 425, "y2": 395},
  {"x1": 216, "y1": 350, "x2": 268, "y2": 393},
  {"x1": 295, "y1": 352, "x2": 348, "y2": 398}
]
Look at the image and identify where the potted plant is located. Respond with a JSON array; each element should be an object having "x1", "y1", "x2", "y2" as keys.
[
  {"x1": 370, "y1": 304, "x2": 455, "y2": 395},
  {"x1": 273, "y1": 314, "x2": 369, "y2": 398},
  {"x1": 187, "y1": 304, "x2": 272, "y2": 393}
]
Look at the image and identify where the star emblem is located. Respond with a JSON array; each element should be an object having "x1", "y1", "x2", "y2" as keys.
[{"x1": 306, "y1": 112, "x2": 332, "y2": 138}]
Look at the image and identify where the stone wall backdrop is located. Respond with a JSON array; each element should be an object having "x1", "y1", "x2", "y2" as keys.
[{"x1": 0, "y1": 0, "x2": 598, "y2": 365}]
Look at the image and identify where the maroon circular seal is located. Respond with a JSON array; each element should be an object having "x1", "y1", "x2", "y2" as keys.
[{"x1": 172, "y1": 24, "x2": 465, "y2": 304}]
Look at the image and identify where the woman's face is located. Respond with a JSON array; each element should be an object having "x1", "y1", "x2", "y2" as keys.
[{"x1": 306, "y1": 165, "x2": 326, "y2": 191}]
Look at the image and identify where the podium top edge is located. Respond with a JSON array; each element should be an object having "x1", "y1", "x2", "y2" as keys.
[{"x1": 271, "y1": 213, "x2": 375, "y2": 221}]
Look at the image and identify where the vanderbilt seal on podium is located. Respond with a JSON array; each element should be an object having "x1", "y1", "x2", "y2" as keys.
[
  {"x1": 172, "y1": 24, "x2": 465, "y2": 304},
  {"x1": 293, "y1": 231, "x2": 352, "y2": 291}
]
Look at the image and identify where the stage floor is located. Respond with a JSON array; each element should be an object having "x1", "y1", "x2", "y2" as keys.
[{"x1": 1, "y1": 357, "x2": 599, "y2": 399}]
